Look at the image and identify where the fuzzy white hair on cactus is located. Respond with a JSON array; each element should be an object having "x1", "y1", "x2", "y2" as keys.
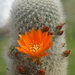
[{"x1": 4, "y1": 0, "x2": 70, "y2": 75}]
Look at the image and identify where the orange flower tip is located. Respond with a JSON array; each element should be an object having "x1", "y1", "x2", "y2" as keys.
[
  {"x1": 61, "y1": 43, "x2": 65, "y2": 47},
  {"x1": 16, "y1": 67, "x2": 26, "y2": 74},
  {"x1": 18, "y1": 35, "x2": 23, "y2": 39},
  {"x1": 48, "y1": 32, "x2": 53, "y2": 35},
  {"x1": 42, "y1": 25, "x2": 49, "y2": 32},
  {"x1": 63, "y1": 50, "x2": 71, "y2": 57},
  {"x1": 38, "y1": 69, "x2": 45, "y2": 75},
  {"x1": 57, "y1": 30, "x2": 64, "y2": 35},
  {"x1": 31, "y1": 28, "x2": 36, "y2": 31},
  {"x1": 19, "y1": 34, "x2": 21, "y2": 37},
  {"x1": 15, "y1": 47, "x2": 19, "y2": 49}
]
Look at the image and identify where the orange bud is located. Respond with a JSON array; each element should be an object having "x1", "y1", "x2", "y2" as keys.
[
  {"x1": 63, "y1": 50, "x2": 70, "y2": 57},
  {"x1": 56, "y1": 25, "x2": 63, "y2": 30},
  {"x1": 56, "y1": 23, "x2": 65, "y2": 30},
  {"x1": 38, "y1": 69, "x2": 45, "y2": 75},
  {"x1": 48, "y1": 32, "x2": 53, "y2": 35},
  {"x1": 43, "y1": 26, "x2": 49, "y2": 32},
  {"x1": 16, "y1": 67, "x2": 26, "y2": 74},
  {"x1": 57, "y1": 30, "x2": 64, "y2": 35}
]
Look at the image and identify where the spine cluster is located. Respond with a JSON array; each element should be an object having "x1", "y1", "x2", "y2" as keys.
[{"x1": 4, "y1": 0, "x2": 70, "y2": 75}]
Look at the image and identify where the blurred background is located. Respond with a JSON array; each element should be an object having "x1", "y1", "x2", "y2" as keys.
[{"x1": 0, "y1": 0, "x2": 75, "y2": 75}]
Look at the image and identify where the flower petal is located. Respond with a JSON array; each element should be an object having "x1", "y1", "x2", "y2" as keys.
[
  {"x1": 33, "y1": 58, "x2": 37, "y2": 62},
  {"x1": 19, "y1": 35, "x2": 25, "y2": 39},
  {"x1": 34, "y1": 29, "x2": 42, "y2": 42},
  {"x1": 17, "y1": 40, "x2": 29, "y2": 50},
  {"x1": 36, "y1": 42, "x2": 53, "y2": 55},
  {"x1": 44, "y1": 42, "x2": 53, "y2": 51},
  {"x1": 43, "y1": 35, "x2": 52, "y2": 49},
  {"x1": 23, "y1": 32, "x2": 31, "y2": 48},
  {"x1": 35, "y1": 48, "x2": 44, "y2": 56},
  {"x1": 42, "y1": 32, "x2": 48, "y2": 43},
  {"x1": 41, "y1": 53, "x2": 49, "y2": 57},
  {"x1": 48, "y1": 35, "x2": 53, "y2": 42},
  {"x1": 16, "y1": 47, "x2": 29, "y2": 55},
  {"x1": 26, "y1": 56, "x2": 32, "y2": 58},
  {"x1": 16, "y1": 47, "x2": 35, "y2": 56},
  {"x1": 29, "y1": 28, "x2": 36, "y2": 41}
]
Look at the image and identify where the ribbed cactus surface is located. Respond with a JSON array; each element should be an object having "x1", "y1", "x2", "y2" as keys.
[{"x1": 4, "y1": 0, "x2": 69, "y2": 75}]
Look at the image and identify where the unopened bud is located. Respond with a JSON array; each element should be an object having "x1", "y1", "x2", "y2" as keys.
[
  {"x1": 38, "y1": 69, "x2": 45, "y2": 75},
  {"x1": 48, "y1": 32, "x2": 53, "y2": 35},
  {"x1": 63, "y1": 50, "x2": 70, "y2": 57},
  {"x1": 16, "y1": 67, "x2": 26, "y2": 74},
  {"x1": 57, "y1": 30, "x2": 64, "y2": 35},
  {"x1": 56, "y1": 23, "x2": 65, "y2": 30},
  {"x1": 56, "y1": 25, "x2": 63, "y2": 30},
  {"x1": 42, "y1": 25, "x2": 49, "y2": 32}
]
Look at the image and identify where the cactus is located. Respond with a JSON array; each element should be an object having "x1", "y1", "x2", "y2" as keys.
[{"x1": 4, "y1": 0, "x2": 70, "y2": 75}]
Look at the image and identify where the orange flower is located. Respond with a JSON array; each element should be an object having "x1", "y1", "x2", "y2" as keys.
[{"x1": 16, "y1": 28, "x2": 53, "y2": 61}]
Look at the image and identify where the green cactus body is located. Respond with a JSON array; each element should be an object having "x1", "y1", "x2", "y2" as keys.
[{"x1": 5, "y1": 0, "x2": 68, "y2": 75}]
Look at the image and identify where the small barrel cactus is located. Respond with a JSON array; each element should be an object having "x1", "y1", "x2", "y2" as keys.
[{"x1": 4, "y1": 0, "x2": 70, "y2": 75}]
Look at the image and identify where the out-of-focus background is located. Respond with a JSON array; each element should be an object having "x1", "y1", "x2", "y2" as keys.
[{"x1": 0, "y1": 0, "x2": 75, "y2": 75}]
